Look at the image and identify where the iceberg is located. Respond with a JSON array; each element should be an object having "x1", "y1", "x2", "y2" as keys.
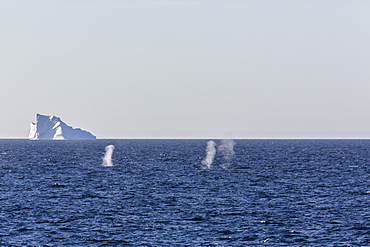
[{"x1": 29, "y1": 114, "x2": 96, "y2": 140}]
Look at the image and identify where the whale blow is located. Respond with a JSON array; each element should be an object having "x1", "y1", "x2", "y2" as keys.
[
  {"x1": 202, "y1": 140, "x2": 216, "y2": 170},
  {"x1": 102, "y1": 145, "x2": 115, "y2": 167}
]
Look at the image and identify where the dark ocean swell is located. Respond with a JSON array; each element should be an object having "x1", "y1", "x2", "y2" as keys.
[{"x1": 0, "y1": 139, "x2": 369, "y2": 246}]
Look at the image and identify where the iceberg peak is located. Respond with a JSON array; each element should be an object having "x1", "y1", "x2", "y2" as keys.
[{"x1": 29, "y1": 113, "x2": 96, "y2": 140}]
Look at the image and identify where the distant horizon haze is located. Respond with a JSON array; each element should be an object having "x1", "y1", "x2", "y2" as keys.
[{"x1": 1, "y1": 1, "x2": 370, "y2": 139}]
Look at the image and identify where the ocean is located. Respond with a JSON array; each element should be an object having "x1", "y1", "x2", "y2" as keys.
[{"x1": 0, "y1": 139, "x2": 369, "y2": 246}]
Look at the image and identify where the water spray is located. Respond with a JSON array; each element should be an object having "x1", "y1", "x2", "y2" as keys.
[
  {"x1": 202, "y1": 140, "x2": 216, "y2": 170},
  {"x1": 102, "y1": 145, "x2": 115, "y2": 167},
  {"x1": 218, "y1": 139, "x2": 235, "y2": 168}
]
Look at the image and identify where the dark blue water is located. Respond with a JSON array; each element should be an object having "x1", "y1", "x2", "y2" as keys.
[{"x1": 0, "y1": 139, "x2": 369, "y2": 246}]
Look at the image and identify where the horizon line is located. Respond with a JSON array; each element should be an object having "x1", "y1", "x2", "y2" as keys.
[{"x1": 2, "y1": 137, "x2": 370, "y2": 140}]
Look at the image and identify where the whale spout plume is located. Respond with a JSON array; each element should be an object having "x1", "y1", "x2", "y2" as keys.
[
  {"x1": 202, "y1": 140, "x2": 216, "y2": 170},
  {"x1": 102, "y1": 145, "x2": 115, "y2": 167},
  {"x1": 218, "y1": 139, "x2": 235, "y2": 168}
]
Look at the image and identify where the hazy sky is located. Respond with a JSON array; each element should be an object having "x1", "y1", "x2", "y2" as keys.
[{"x1": 1, "y1": 0, "x2": 370, "y2": 139}]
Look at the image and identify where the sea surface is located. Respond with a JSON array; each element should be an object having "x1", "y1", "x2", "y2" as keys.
[{"x1": 0, "y1": 139, "x2": 369, "y2": 246}]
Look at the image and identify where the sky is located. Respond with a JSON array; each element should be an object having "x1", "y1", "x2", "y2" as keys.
[{"x1": 1, "y1": 0, "x2": 370, "y2": 139}]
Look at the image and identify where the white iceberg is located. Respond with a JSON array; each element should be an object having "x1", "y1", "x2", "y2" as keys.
[{"x1": 29, "y1": 113, "x2": 96, "y2": 140}]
